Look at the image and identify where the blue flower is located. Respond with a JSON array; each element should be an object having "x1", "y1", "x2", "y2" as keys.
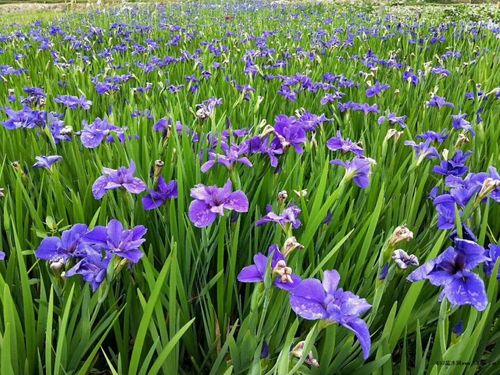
[
  {"x1": 33, "y1": 155, "x2": 63, "y2": 169},
  {"x1": 290, "y1": 270, "x2": 371, "y2": 359},
  {"x1": 408, "y1": 239, "x2": 488, "y2": 311}
]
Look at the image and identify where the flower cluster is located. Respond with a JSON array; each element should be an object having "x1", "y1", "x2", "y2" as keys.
[{"x1": 35, "y1": 219, "x2": 147, "y2": 291}]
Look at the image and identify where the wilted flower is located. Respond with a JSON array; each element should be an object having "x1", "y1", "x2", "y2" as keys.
[
  {"x1": 392, "y1": 249, "x2": 419, "y2": 269},
  {"x1": 283, "y1": 236, "x2": 304, "y2": 257},
  {"x1": 408, "y1": 238, "x2": 488, "y2": 311},
  {"x1": 291, "y1": 341, "x2": 319, "y2": 368},
  {"x1": 33, "y1": 155, "x2": 63, "y2": 169},
  {"x1": 385, "y1": 128, "x2": 403, "y2": 141},
  {"x1": 188, "y1": 180, "x2": 248, "y2": 228},
  {"x1": 277, "y1": 190, "x2": 288, "y2": 203},
  {"x1": 92, "y1": 161, "x2": 147, "y2": 200},
  {"x1": 388, "y1": 225, "x2": 414, "y2": 247},
  {"x1": 290, "y1": 270, "x2": 371, "y2": 359}
]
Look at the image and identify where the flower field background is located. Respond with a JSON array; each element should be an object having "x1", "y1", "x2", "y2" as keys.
[{"x1": 0, "y1": 1, "x2": 499, "y2": 374}]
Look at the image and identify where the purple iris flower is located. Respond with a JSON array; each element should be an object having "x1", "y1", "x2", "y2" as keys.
[
  {"x1": 403, "y1": 71, "x2": 419, "y2": 86},
  {"x1": 404, "y1": 140, "x2": 440, "y2": 160},
  {"x1": 326, "y1": 131, "x2": 364, "y2": 156},
  {"x1": 35, "y1": 224, "x2": 89, "y2": 263},
  {"x1": 290, "y1": 270, "x2": 372, "y2": 359},
  {"x1": 427, "y1": 95, "x2": 454, "y2": 109},
  {"x1": 256, "y1": 204, "x2": 302, "y2": 229},
  {"x1": 92, "y1": 161, "x2": 147, "y2": 200},
  {"x1": 366, "y1": 81, "x2": 390, "y2": 97},
  {"x1": 431, "y1": 67, "x2": 450, "y2": 77},
  {"x1": 408, "y1": 239, "x2": 488, "y2": 311},
  {"x1": 142, "y1": 177, "x2": 178, "y2": 210},
  {"x1": 1, "y1": 106, "x2": 46, "y2": 130},
  {"x1": 65, "y1": 250, "x2": 111, "y2": 291},
  {"x1": 188, "y1": 180, "x2": 249, "y2": 228},
  {"x1": 484, "y1": 244, "x2": 500, "y2": 280},
  {"x1": 237, "y1": 245, "x2": 301, "y2": 291},
  {"x1": 377, "y1": 113, "x2": 407, "y2": 128},
  {"x1": 84, "y1": 219, "x2": 147, "y2": 263},
  {"x1": 321, "y1": 92, "x2": 344, "y2": 105},
  {"x1": 433, "y1": 150, "x2": 472, "y2": 177},
  {"x1": 0, "y1": 251, "x2": 5, "y2": 261},
  {"x1": 274, "y1": 116, "x2": 307, "y2": 154},
  {"x1": 54, "y1": 95, "x2": 92, "y2": 110},
  {"x1": 330, "y1": 157, "x2": 373, "y2": 189},
  {"x1": 416, "y1": 130, "x2": 448, "y2": 144},
  {"x1": 338, "y1": 102, "x2": 379, "y2": 114},
  {"x1": 433, "y1": 188, "x2": 474, "y2": 230},
  {"x1": 201, "y1": 144, "x2": 253, "y2": 173},
  {"x1": 48, "y1": 113, "x2": 71, "y2": 144},
  {"x1": 80, "y1": 118, "x2": 126, "y2": 149},
  {"x1": 452, "y1": 113, "x2": 475, "y2": 136},
  {"x1": 22, "y1": 87, "x2": 46, "y2": 106},
  {"x1": 33, "y1": 155, "x2": 63, "y2": 169}
]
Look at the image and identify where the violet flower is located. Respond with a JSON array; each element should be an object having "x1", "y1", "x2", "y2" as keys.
[
  {"x1": 142, "y1": 177, "x2": 178, "y2": 210},
  {"x1": 330, "y1": 157, "x2": 374, "y2": 189},
  {"x1": 256, "y1": 204, "x2": 302, "y2": 229},
  {"x1": 416, "y1": 130, "x2": 448, "y2": 144},
  {"x1": 84, "y1": 219, "x2": 147, "y2": 264},
  {"x1": 33, "y1": 155, "x2": 63, "y2": 169},
  {"x1": 404, "y1": 139, "x2": 440, "y2": 160},
  {"x1": 1, "y1": 106, "x2": 46, "y2": 130},
  {"x1": 290, "y1": 270, "x2": 372, "y2": 359},
  {"x1": 432, "y1": 150, "x2": 472, "y2": 177},
  {"x1": 377, "y1": 113, "x2": 407, "y2": 128},
  {"x1": 452, "y1": 113, "x2": 475, "y2": 136},
  {"x1": 237, "y1": 245, "x2": 301, "y2": 291},
  {"x1": 80, "y1": 118, "x2": 126, "y2": 149},
  {"x1": 408, "y1": 238, "x2": 488, "y2": 311},
  {"x1": 35, "y1": 224, "x2": 89, "y2": 263},
  {"x1": 54, "y1": 95, "x2": 92, "y2": 110},
  {"x1": 201, "y1": 144, "x2": 253, "y2": 173},
  {"x1": 392, "y1": 249, "x2": 419, "y2": 269},
  {"x1": 64, "y1": 250, "x2": 111, "y2": 291},
  {"x1": 188, "y1": 180, "x2": 249, "y2": 228},
  {"x1": 366, "y1": 81, "x2": 390, "y2": 97},
  {"x1": 484, "y1": 244, "x2": 499, "y2": 280},
  {"x1": 326, "y1": 131, "x2": 364, "y2": 156},
  {"x1": 426, "y1": 95, "x2": 454, "y2": 109},
  {"x1": 92, "y1": 161, "x2": 147, "y2": 200}
]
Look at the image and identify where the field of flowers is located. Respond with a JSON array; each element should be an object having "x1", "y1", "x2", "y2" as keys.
[{"x1": 0, "y1": 1, "x2": 499, "y2": 374}]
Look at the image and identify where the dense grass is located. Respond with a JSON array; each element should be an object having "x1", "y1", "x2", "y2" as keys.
[{"x1": 0, "y1": 1, "x2": 499, "y2": 374}]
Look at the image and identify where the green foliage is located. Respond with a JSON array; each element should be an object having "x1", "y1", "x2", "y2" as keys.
[{"x1": 0, "y1": 1, "x2": 499, "y2": 374}]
